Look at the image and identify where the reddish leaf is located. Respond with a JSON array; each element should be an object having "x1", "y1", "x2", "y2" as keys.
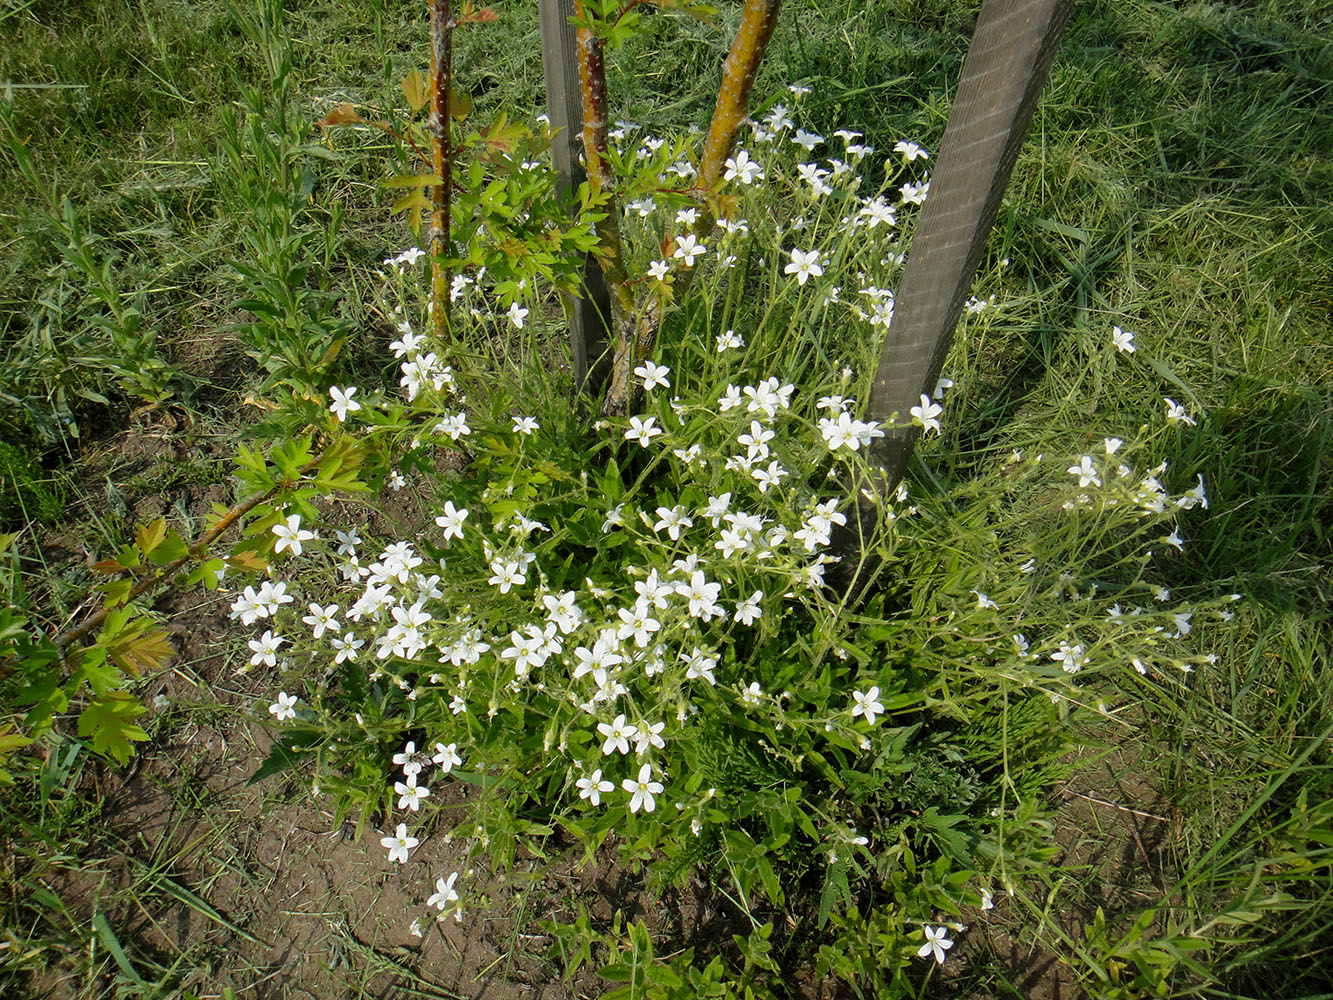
[{"x1": 317, "y1": 103, "x2": 365, "y2": 129}]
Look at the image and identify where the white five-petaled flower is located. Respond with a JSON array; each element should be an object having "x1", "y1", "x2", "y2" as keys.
[
  {"x1": 434, "y1": 501, "x2": 469, "y2": 541},
  {"x1": 487, "y1": 559, "x2": 526, "y2": 594},
  {"x1": 272, "y1": 514, "x2": 316, "y2": 556},
  {"x1": 1164, "y1": 397, "x2": 1197, "y2": 426},
  {"x1": 624, "y1": 415, "x2": 663, "y2": 447},
  {"x1": 673, "y1": 234, "x2": 705, "y2": 267},
  {"x1": 302, "y1": 603, "x2": 340, "y2": 639},
  {"x1": 634, "y1": 361, "x2": 671, "y2": 392},
  {"x1": 734, "y1": 591, "x2": 763, "y2": 626},
  {"x1": 752, "y1": 460, "x2": 788, "y2": 493},
  {"x1": 329, "y1": 385, "x2": 362, "y2": 422},
  {"x1": 716, "y1": 329, "x2": 744, "y2": 352},
  {"x1": 432, "y1": 741, "x2": 463, "y2": 772},
  {"x1": 508, "y1": 301, "x2": 529, "y2": 329},
  {"x1": 1052, "y1": 641, "x2": 1088, "y2": 674},
  {"x1": 249, "y1": 630, "x2": 285, "y2": 668},
  {"x1": 723, "y1": 149, "x2": 764, "y2": 185},
  {"x1": 268, "y1": 690, "x2": 297, "y2": 721},
  {"x1": 512, "y1": 416, "x2": 539, "y2": 435},
  {"x1": 622, "y1": 763, "x2": 664, "y2": 813},
  {"x1": 791, "y1": 128, "x2": 824, "y2": 152},
  {"x1": 598, "y1": 714, "x2": 637, "y2": 756},
  {"x1": 1112, "y1": 326, "x2": 1136, "y2": 353},
  {"x1": 427, "y1": 872, "x2": 459, "y2": 910},
  {"x1": 917, "y1": 925, "x2": 953, "y2": 964},
  {"x1": 851, "y1": 686, "x2": 884, "y2": 725},
  {"x1": 784, "y1": 248, "x2": 823, "y2": 286},
  {"x1": 653, "y1": 504, "x2": 693, "y2": 541},
  {"x1": 633, "y1": 720, "x2": 666, "y2": 754},
  {"x1": 394, "y1": 775, "x2": 431, "y2": 812},
  {"x1": 894, "y1": 139, "x2": 929, "y2": 162},
  {"x1": 910, "y1": 394, "x2": 943, "y2": 435},
  {"x1": 576, "y1": 768, "x2": 615, "y2": 806},
  {"x1": 380, "y1": 822, "x2": 419, "y2": 864},
  {"x1": 393, "y1": 741, "x2": 427, "y2": 777},
  {"x1": 900, "y1": 179, "x2": 930, "y2": 204},
  {"x1": 647, "y1": 259, "x2": 671, "y2": 282},
  {"x1": 1068, "y1": 456, "x2": 1102, "y2": 488}
]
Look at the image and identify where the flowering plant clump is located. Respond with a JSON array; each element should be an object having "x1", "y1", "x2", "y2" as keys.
[{"x1": 232, "y1": 90, "x2": 1232, "y2": 986}]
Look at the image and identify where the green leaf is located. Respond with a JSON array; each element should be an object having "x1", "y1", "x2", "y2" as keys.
[
  {"x1": 78, "y1": 693, "x2": 150, "y2": 765},
  {"x1": 247, "y1": 730, "x2": 322, "y2": 785}
]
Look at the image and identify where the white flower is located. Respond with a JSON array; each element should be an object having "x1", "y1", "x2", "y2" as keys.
[
  {"x1": 394, "y1": 775, "x2": 431, "y2": 812},
  {"x1": 393, "y1": 741, "x2": 427, "y2": 777},
  {"x1": 633, "y1": 720, "x2": 666, "y2": 754},
  {"x1": 1112, "y1": 326, "x2": 1136, "y2": 353},
  {"x1": 972, "y1": 590, "x2": 998, "y2": 610},
  {"x1": 508, "y1": 301, "x2": 529, "y2": 329},
  {"x1": 740, "y1": 681, "x2": 763, "y2": 706},
  {"x1": 329, "y1": 385, "x2": 362, "y2": 422},
  {"x1": 683, "y1": 647, "x2": 717, "y2": 685},
  {"x1": 1067, "y1": 456, "x2": 1102, "y2": 488},
  {"x1": 302, "y1": 603, "x2": 340, "y2": 639},
  {"x1": 858, "y1": 197, "x2": 897, "y2": 229},
  {"x1": 250, "y1": 630, "x2": 285, "y2": 668},
  {"x1": 752, "y1": 460, "x2": 788, "y2": 493},
  {"x1": 487, "y1": 560, "x2": 526, "y2": 593},
  {"x1": 435, "y1": 501, "x2": 468, "y2": 541},
  {"x1": 435, "y1": 411, "x2": 471, "y2": 441},
  {"x1": 723, "y1": 149, "x2": 764, "y2": 185},
  {"x1": 432, "y1": 741, "x2": 463, "y2": 772},
  {"x1": 624, "y1": 415, "x2": 663, "y2": 447},
  {"x1": 910, "y1": 394, "x2": 943, "y2": 435},
  {"x1": 894, "y1": 139, "x2": 929, "y2": 162},
  {"x1": 734, "y1": 591, "x2": 763, "y2": 626},
  {"x1": 850, "y1": 687, "x2": 884, "y2": 725},
  {"x1": 791, "y1": 128, "x2": 823, "y2": 152},
  {"x1": 268, "y1": 690, "x2": 298, "y2": 721},
  {"x1": 785, "y1": 248, "x2": 823, "y2": 286},
  {"x1": 512, "y1": 416, "x2": 539, "y2": 435},
  {"x1": 576, "y1": 768, "x2": 615, "y2": 806},
  {"x1": 1051, "y1": 641, "x2": 1088, "y2": 674},
  {"x1": 634, "y1": 361, "x2": 671, "y2": 392},
  {"x1": 331, "y1": 632, "x2": 363, "y2": 663},
  {"x1": 380, "y1": 822, "x2": 419, "y2": 864},
  {"x1": 917, "y1": 925, "x2": 953, "y2": 964},
  {"x1": 427, "y1": 872, "x2": 459, "y2": 909},
  {"x1": 272, "y1": 514, "x2": 316, "y2": 556},
  {"x1": 653, "y1": 504, "x2": 694, "y2": 541},
  {"x1": 716, "y1": 329, "x2": 744, "y2": 352},
  {"x1": 900, "y1": 179, "x2": 930, "y2": 204},
  {"x1": 1164, "y1": 398, "x2": 1197, "y2": 426},
  {"x1": 677, "y1": 571, "x2": 723, "y2": 620},
  {"x1": 598, "y1": 714, "x2": 636, "y2": 756},
  {"x1": 647, "y1": 259, "x2": 671, "y2": 282},
  {"x1": 622, "y1": 763, "x2": 663, "y2": 813},
  {"x1": 673, "y1": 234, "x2": 705, "y2": 266}
]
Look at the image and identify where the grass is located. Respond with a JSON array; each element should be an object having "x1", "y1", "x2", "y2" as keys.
[{"x1": 1, "y1": 0, "x2": 1331, "y2": 996}]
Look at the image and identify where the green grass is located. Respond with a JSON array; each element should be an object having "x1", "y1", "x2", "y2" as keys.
[{"x1": 2, "y1": 0, "x2": 1331, "y2": 997}]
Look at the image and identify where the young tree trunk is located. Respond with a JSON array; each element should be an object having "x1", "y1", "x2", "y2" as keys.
[
  {"x1": 600, "y1": 0, "x2": 782, "y2": 414},
  {"x1": 693, "y1": 0, "x2": 780, "y2": 240},
  {"x1": 428, "y1": 0, "x2": 455, "y2": 342}
]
